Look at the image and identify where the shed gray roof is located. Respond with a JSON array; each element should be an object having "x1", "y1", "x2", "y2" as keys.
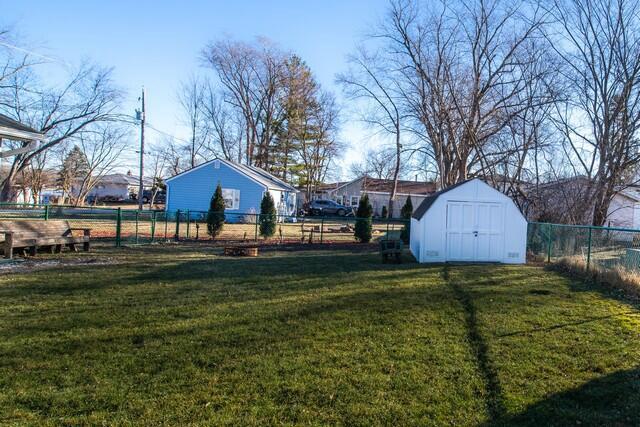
[{"x1": 412, "y1": 179, "x2": 473, "y2": 220}]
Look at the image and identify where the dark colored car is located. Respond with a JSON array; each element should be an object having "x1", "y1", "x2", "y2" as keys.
[
  {"x1": 308, "y1": 199, "x2": 351, "y2": 216},
  {"x1": 141, "y1": 190, "x2": 166, "y2": 204}
]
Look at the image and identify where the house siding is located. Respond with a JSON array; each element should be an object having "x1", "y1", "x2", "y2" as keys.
[
  {"x1": 166, "y1": 162, "x2": 266, "y2": 218},
  {"x1": 323, "y1": 178, "x2": 432, "y2": 218}
]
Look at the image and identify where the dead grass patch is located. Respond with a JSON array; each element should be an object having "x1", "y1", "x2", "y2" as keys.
[{"x1": 550, "y1": 256, "x2": 640, "y2": 300}]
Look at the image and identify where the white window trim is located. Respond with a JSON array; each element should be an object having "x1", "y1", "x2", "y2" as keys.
[{"x1": 221, "y1": 188, "x2": 240, "y2": 210}]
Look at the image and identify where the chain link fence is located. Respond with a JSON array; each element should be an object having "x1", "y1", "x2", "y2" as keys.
[
  {"x1": 0, "y1": 203, "x2": 410, "y2": 247},
  {"x1": 528, "y1": 222, "x2": 640, "y2": 274}
]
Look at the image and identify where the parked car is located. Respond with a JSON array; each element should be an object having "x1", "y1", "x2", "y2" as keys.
[
  {"x1": 307, "y1": 199, "x2": 352, "y2": 216},
  {"x1": 141, "y1": 190, "x2": 166, "y2": 204}
]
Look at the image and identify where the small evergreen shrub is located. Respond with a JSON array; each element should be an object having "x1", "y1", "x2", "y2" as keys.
[
  {"x1": 381, "y1": 205, "x2": 388, "y2": 219},
  {"x1": 259, "y1": 192, "x2": 277, "y2": 238},
  {"x1": 354, "y1": 194, "x2": 373, "y2": 243},
  {"x1": 400, "y1": 196, "x2": 413, "y2": 244},
  {"x1": 207, "y1": 184, "x2": 225, "y2": 239}
]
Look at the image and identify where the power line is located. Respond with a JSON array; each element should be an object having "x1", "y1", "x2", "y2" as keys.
[{"x1": 145, "y1": 122, "x2": 192, "y2": 145}]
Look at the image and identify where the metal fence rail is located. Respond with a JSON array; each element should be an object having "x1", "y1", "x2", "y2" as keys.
[{"x1": 0, "y1": 203, "x2": 410, "y2": 247}]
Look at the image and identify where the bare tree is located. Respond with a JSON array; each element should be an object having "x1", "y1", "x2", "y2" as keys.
[
  {"x1": 544, "y1": 0, "x2": 640, "y2": 225},
  {"x1": 177, "y1": 74, "x2": 208, "y2": 168},
  {"x1": 18, "y1": 150, "x2": 51, "y2": 204},
  {"x1": 380, "y1": 0, "x2": 549, "y2": 188},
  {"x1": 296, "y1": 91, "x2": 342, "y2": 196},
  {"x1": 349, "y1": 147, "x2": 405, "y2": 180},
  {"x1": 72, "y1": 125, "x2": 130, "y2": 206},
  {"x1": 201, "y1": 81, "x2": 243, "y2": 162},
  {"x1": 202, "y1": 38, "x2": 287, "y2": 167},
  {"x1": 338, "y1": 45, "x2": 404, "y2": 216},
  {"x1": 0, "y1": 61, "x2": 122, "y2": 201},
  {"x1": 146, "y1": 142, "x2": 170, "y2": 206}
]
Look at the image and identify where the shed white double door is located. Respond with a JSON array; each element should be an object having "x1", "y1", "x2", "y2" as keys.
[{"x1": 445, "y1": 201, "x2": 504, "y2": 262}]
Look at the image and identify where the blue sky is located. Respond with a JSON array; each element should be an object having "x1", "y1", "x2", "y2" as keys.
[{"x1": 2, "y1": 0, "x2": 389, "y2": 174}]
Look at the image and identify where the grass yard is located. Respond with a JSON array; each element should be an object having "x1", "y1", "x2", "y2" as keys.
[{"x1": 1, "y1": 246, "x2": 640, "y2": 425}]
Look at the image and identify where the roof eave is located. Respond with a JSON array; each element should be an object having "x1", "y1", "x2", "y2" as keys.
[{"x1": 0, "y1": 126, "x2": 45, "y2": 142}]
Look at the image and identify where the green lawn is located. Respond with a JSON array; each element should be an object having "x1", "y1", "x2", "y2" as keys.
[{"x1": 1, "y1": 246, "x2": 639, "y2": 426}]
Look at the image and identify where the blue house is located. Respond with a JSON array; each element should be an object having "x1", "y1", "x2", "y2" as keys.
[{"x1": 165, "y1": 158, "x2": 298, "y2": 222}]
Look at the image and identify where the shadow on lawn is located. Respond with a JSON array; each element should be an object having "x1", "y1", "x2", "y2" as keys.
[
  {"x1": 485, "y1": 367, "x2": 640, "y2": 426},
  {"x1": 443, "y1": 265, "x2": 507, "y2": 421}
]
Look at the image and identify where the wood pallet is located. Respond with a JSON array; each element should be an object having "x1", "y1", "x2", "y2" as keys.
[{"x1": 223, "y1": 246, "x2": 259, "y2": 257}]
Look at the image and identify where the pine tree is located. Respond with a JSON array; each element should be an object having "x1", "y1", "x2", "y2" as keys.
[
  {"x1": 354, "y1": 193, "x2": 373, "y2": 243},
  {"x1": 259, "y1": 192, "x2": 277, "y2": 238},
  {"x1": 58, "y1": 145, "x2": 90, "y2": 203},
  {"x1": 400, "y1": 196, "x2": 413, "y2": 244},
  {"x1": 206, "y1": 184, "x2": 225, "y2": 239}
]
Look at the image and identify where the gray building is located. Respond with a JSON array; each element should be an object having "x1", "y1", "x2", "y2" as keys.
[{"x1": 307, "y1": 176, "x2": 436, "y2": 218}]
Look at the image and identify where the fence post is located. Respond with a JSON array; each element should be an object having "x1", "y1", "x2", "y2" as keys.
[
  {"x1": 254, "y1": 214, "x2": 259, "y2": 241},
  {"x1": 151, "y1": 210, "x2": 157, "y2": 243},
  {"x1": 386, "y1": 218, "x2": 390, "y2": 236},
  {"x1": 586, "y1": 226, "x2": 593, "y2": 272},
  {"x1": 135, "y1": 210, "x2": 139, "y2": 244},
  {"x1": 320, "y1": 217, "x2": 324, "y2": 243},
  {"x1": 43, "y1": 205, "x2": 49, "y2": 221},
  {"x1": 186, "y1": 209, "x2": 190, "y2": 240},
  {"x1": 164, "y1": 212, "x2": 168, "y2": 241},
  {"x1": 175, "y1": 210, "x2": 181, "y2": 241},
  {"x1": 546, "y1": 223, "x2": 553, "y2": 263},
  {"x1": 115, "y1": 208, "x2": 122, "y2": 248}
]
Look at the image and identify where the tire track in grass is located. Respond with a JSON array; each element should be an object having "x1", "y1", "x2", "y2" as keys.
[{"x1": 442, "y1": 264, "x2": 506, "y2": 421}]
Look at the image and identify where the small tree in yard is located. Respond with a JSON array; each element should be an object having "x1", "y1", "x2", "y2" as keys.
[
  {"x1": 354, "y1": 193, "x2": 373, "y2": 243},
  {"x1": 381, "y1": 205, "x2": 388, "y2": 219},
  {"x1": 259, "y1": 192, "x2": 277, "y2": 238},
  {"x1": 207, "y1": 184, "x2": 225, "y2": 239},
  {"x1": 400, "y1": 196, "x2": 413, "y2": 244}
]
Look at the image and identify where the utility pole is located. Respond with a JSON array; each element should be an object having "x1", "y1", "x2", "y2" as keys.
[{"x1": 137, "y1": 87, "x2": 145, "y2": 211}]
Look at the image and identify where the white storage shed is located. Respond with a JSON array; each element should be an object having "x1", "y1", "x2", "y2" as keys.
[{"x1": 409, "y1": 179, "x2": 527, "y2": 264}]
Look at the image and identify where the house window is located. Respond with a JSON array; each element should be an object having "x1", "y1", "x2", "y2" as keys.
[
  {"x1": 213, "y1": 160, "x2": 220, "y2": 169},
  {"x1": 221, "y1": 188, "x2": 240, "y2": 210},
  {"x1": 351, "y1": 196, "x2": 360, "y2": 207}
]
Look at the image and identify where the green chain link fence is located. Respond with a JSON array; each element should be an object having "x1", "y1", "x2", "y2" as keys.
[
  {"x1": 0, "y1": 203, "x2": 409, "y2": 247},
  {"x1": 528, "y1": 222, "x2": 640, "y2": 274},
  {"x1": 5, "y1": 202, "x2": 640, "y2": 276}
]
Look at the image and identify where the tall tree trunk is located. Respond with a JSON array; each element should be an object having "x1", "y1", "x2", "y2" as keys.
[
  {"x1": 387, "y1": 127, "x2": 401, "y2": 218},
  {"x1": 0, "y1": 165, "x2": 19, "y2": 202}
]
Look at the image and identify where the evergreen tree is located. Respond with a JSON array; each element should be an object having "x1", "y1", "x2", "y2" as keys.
[
  {"x1": 206, "y1": 184, "x2": 225, "y2": 239},
  {"x1": 58, "y1": 145, "x2": 90, "y2": 202},
  {"x1": 354, "y1": 193, "x2": 373, "y2": 243},
  {"x1": 381, "y1": 205, "x2": 388, "y2": 219},
  {"x1": 259, "y1": 192, "x2": 277, "y2": 238},
  {"x1": 400, "y1": 196, "x2": 413, "y2": 243}
]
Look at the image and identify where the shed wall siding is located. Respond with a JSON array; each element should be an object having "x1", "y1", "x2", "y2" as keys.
[
  {"x1": 411, "y1": 179, "x2": 526, "y2": 264},
  {"x1": 166, "y1": 162, "x2": 265, "y2": 215}
]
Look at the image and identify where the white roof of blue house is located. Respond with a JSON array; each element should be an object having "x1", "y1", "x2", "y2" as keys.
[{"x1": 166, "y1": 158, "x2": 298, "y2": 192}]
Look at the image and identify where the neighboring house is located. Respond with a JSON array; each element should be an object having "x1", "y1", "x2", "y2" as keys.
[
  {"x1": 165, "y1": 158, "x2": 298, "y2": 221},
  {"x1": 526, "y1": 176, "x2": 640, "y2": 228},
  {"x1": 310, "y1": 176, "x2": 436, "y2": 218},
  {"x1": 71, "y1": 172, "x2": 152, "y2": 202}
]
